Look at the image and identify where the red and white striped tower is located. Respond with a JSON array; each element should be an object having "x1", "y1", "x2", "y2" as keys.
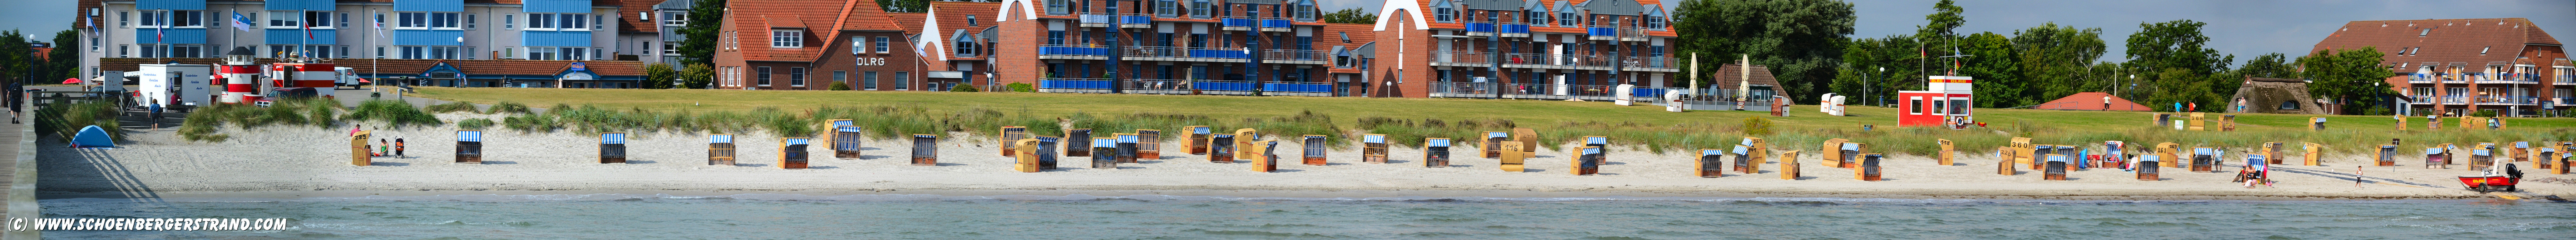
[{"x1": 216, "y1": 47, "x2": 262, "y2": 104}]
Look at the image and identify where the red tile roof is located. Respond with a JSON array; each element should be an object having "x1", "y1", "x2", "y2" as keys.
[
  {"x1": 727, "y1": 0, "x2": 903, "y2": 63},
  {"x1": 2311, "y1": 18, "x2": 2562, "y2": 73}
]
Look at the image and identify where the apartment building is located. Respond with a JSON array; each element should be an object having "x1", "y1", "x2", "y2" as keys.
[
  {"x1": 75, "y1": 0, "x2": 667, "y2": 88},
  {"x1": 2313, "y1": 18, "x2": 2568, "y2": 116},
  {"x1": 973, "y1": 0, "x2": 1374, "y2": 96},
  {"x1": 1378, "y1": 0, "x2": 1680, "y2": 99}
]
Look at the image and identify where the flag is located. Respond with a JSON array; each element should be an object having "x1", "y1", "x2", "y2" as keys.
[{"x1": 231, "y1": 12, "x2": 253, "y2": 32}]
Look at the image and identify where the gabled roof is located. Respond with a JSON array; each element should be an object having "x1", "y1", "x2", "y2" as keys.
[
  {"x1": 2034, "y1": 92, "x2": 2152, "y2": 111},
  {"x1": 1579, "y1": 0, "x2": 1648, "y2": 15},
  {"x1": 609, "y1": 0, "x2": 666, "y2": 33},
  {"x1": 726, "y1": 0, "x2": 903, "y2": 63},
  {"x1": 1459, "y1": 0, "x2": 1522, "y2": 11},
  {"x1": 2310, "y1": 18, "x2": 2561, "y2": 73},
  {"x1": 1707, "y1": 64, "x2": 1778, "y2": 90}
]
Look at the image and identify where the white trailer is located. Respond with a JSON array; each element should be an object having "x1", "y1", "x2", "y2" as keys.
[{"x1": 137, "y1": 64, "x2": 215, "y2": 110}]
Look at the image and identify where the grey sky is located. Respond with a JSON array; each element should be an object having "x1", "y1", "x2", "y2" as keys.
[{"x1": 1320, "y1": 0, "x2": 2574, "y2": 65}]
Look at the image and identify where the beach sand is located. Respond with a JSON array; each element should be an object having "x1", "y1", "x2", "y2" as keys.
[{"x1": 37, "y1": 113, "x2": 2576, "y2": 200}]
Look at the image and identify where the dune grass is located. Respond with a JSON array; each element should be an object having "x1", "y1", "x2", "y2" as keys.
[{"x1": 408, "y1": 87, "x2": 2576, "y2": 155}]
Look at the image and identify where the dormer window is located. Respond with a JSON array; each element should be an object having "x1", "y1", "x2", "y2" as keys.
[
  {"x1": 1191, "y1": 0, "x2": 1211, "y2": 18},
  {"x1": 1046, "y1": 0, "x2": 1072, "y2": 15},
  {"x1": 1295, "y1": 1, "x2": 1316, "y2": 21},
  {"x1": 771, "y1": 30, "x2": 803, "y2": 48},
  {"x1": 967, "y1": 15, "x2": 978, "y2": 26},
  {"x1": 1527, "y1": 10, "x2": 1543, "y2": 24},
  {"x1": 2480, "y1": 46, "x2": 2490, "y2": 55},
  {"x1": 1647, "y1": 16, "x2": 1664, "y2": 29},
  {"x1": 1435, "y1": 7, "x2": 1453, "y2": 22},
  {"x1": 1557, "y1": 12, "x2": 1575, "y2": 26},
  {"x1": 1157, "y1": 0, "x2": 1178, "y2": 17}
]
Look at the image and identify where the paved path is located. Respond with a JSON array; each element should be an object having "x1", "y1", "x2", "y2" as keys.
[{"x1": 4, "y1": 101, "x2": 36, "y2": 240}]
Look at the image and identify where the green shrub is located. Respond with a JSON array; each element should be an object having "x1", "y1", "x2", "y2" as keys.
[
  {"x1": 344, "y1": 100, "x2": 443, "y2": 127},
  {"x1": 36, "y1": 100, "x2": 123, "y2": 142},
  {"x1": 1740, "y1": 116, "x2": 1773, "y2": 136},
  {"x1": 830, "y1": 82, "x2": 851, "y2": 91},
  {"x1": 2470, "y1": 110, "x2": 2498, "y2": 117},
  {"x1": 455, "y1": 118, "x2": 496, "y2": 130},
  {"x1": 488, "y1": 101, "x2": 534, "y2": 114},
  {"x1": 950, "y1": 84, "x2": 981, "y2": 92},
  {"x1": 1007, "y1": 82, "x2": 1036, "y2": 92},
  {"x1": 423, "y1": 101, "x2": 480, "y2": 114}
]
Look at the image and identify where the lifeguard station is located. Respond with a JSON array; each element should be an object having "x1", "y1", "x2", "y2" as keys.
[
  {"x1": 1423, "y1": 138, "x2": 1452, "y2": 167},
  {"x1": 1896, "y1": 76, "x2": 1976, "y2": 129},
  {"x1": 708, "y1": 134, "x2": 736, "y2": 166},
  {"x1": 779, "y1": 138, "x2": 811, "y2": 169},
  {"x1": 599, "y1": 132, "x2": 628, "y2": 164},
  {"x1": 912, "y1": 134, "x2": 939, "y2": 166},
  {"x1": 454, "y1": 130, "x2": 482, "y2": 164}
]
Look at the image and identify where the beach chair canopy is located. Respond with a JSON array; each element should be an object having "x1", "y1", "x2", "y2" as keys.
[
  {"x1": 2247, "y1": 154, "x2": 2266, "y2": 165},
  {"x1": 1841, "y1": 142, "x2": 1861, "y2": 151},
  {"x1": 2140, "y1": 154, "x2": 2161, "y2": 162},
  {"x1": 839, "y1": 126, "x2": 863, "y2": 133},
  {"x1": 1487, "y1": 132, "x2": 1510, "y2": 139},
  {"x1": 1704, "y1": 149, "x2": 1726, "y2": 156},
  {"x1": 2194, "y1": 148, "x2": 2215, "y2": 156},
  {"x1": 834, "y1": 120, "x2": 854, "y2": 126},
  {"x1": 2516, "y1": 142, "x2": 2529, "y2": 148},
  {"x1": 2472, "y1": 149, "x2": 2491, "y2": 156},
  {"x1": 2046, "y1": 154, "x2": 2068, "y2": 162},
  {"x1": 1427, "y1": 138, "x2": 1450, "y2": 147},
  {"x1": 784, "y1": 138, "x2": 810, "y2": 146},
  {"x1": 1732, "y1": 145, "x2": 1748, "y2": 154},
  {"x1": 1742, "y1": 138, "x2": 1756, "y2": 146},
  {"x1": 2424, "y1": 148, "x2": 2444, "y2": 155},
  {"x1": 1192, "y1": 126, "x2": 1211, "y2": 134},
  {"x1": 602, "y1": 133, "x2": 627, "y2": 144},
  {"x1": 1118, "y1": 134, "x2": 1140, "y2": 144},
  {"x1": 1582, "y1": 147, "x2": 1601, "y2": 155},
  {"x1": 1364, "y1": 134, "x2": 1385, "y2": 144},
  {"x1": 1587, "y1": 136, "x2": 1608, "y2": 145},
  {"x1": 458, "y1": 130, "x2": 483, "y2": 142},
  {"x1": 710, "y1": 134, "x2": 734, "y2": 143},
  {"x1": 1093, "y1": 138, "x2": 1116, "y2": 148}
]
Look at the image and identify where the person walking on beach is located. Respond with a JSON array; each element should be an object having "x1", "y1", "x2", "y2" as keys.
[
  {"x1": 7, "y1": 80, "x2": 22, "y2": 124},
  {"x1": 394, "y1": 138, "x2": 406, "y2": 157}
]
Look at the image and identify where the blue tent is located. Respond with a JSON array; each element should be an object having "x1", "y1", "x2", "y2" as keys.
[{"x1": 71, "y1": 125, "x2": 115, "y2": 148}]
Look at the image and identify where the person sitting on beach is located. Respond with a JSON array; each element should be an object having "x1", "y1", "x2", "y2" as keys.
[{"x1": 395, "y1": 138, "x2": 406, "y2": 157}]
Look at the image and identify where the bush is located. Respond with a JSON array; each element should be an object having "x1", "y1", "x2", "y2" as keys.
[
  {"x1": 2470, "y1": 110, "x2": 2498, "y2": 117},
  {"x1": 36, "y1": 100, "x2": 123, "y2": 142},
  {"x1": 488, "y1": 101, "x2": 534, "y2": 114},
  {"x1": 643, "y1": 63, "x2": 677, "y2": 89},
  {"x1": 423, "y1": 101, "x2": 479, "y2": 114},
  {"x1": 455, "y1": 118, "x2": 496, "y2": 130},
  {"x1": 1740, "y1": 116, "x2": 1773, "y2": 136},
  {"x1": 830, "y1": 81, "x2": 851, "y2": 90},
  {"x1": 950, "y1": 84, "x2": 980, "y2": 92},
  {"x1": 344, "y1": 100, "x2": 443, "y2": 127},
  {"x1": 1007, "y1": 82, "x2": 1036, "y2": 92}
]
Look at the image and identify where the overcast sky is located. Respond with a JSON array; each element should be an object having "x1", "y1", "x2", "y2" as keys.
[
  {"x1": 1323, "y1": 0, "x2": 2574, "y2": 65},
  {"x1": 6, "y1": 0, "x2": 2568, "y2": 64}
]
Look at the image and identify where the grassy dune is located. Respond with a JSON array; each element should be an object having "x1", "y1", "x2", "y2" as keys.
[{"x1": 407, "y1": 87, "x2": 2576, "y2": 155}]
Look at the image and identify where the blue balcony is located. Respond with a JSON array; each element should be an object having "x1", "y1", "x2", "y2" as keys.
[
  {"x1": 1118, "y1": 14, "x2": 1154, "y2": 28},
  {"x1": 1038, "y1": 45, "x2": 1111, "y2": 60},
  {"x1": 1463, "y1": 21, "x2": 1495, "y2": 37},
  {"x1": 1265, "y1": 82, "x2": 1333, "y2": 93},
  {"x1": 1586, "y1": 27, "x2": 1618, "y2": 41},
  {"x1": 1125, "y1": 46, "x2": 1252, "y2": 62},
  {"x1": 1195, "y1": 80, "x2": 1256, "y2": 91},
  {"x1": 1259, "y1": 17, "x2": 1294, "y2": 32},
  {"x1": 1630, "y1": 88, "x2": 1668, "y2": 98},
  {"x1": 1038, "y1": 78, "x2": 1113, "y2": 92},
  {"x1": 1221, "y1": 16, "x2": 1256, "y2": 31},
  {"x1": 1499, "y1": 24, "x2": 1531, "y2": 37}
]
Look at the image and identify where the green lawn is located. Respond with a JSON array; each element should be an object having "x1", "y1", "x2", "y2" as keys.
[{"x1": 408, "y1": 87, "x2": 2576, "y2": 155}]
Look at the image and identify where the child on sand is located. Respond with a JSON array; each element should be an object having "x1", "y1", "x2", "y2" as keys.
[{"x1": 395, "y1": 138, "x2": 406, "y2": 157}]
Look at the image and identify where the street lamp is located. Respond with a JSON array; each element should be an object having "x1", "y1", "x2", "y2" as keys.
[{"x1": 1872, "y1": 67, "x2": 1885, "y2": 106}]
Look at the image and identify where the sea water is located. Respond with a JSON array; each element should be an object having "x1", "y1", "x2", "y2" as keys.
[{"x1": 40, "y1": 194, "x2": 2576, "y2": 239}]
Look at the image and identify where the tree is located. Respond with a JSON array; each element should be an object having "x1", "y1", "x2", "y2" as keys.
[
  {"x1": 1957, "y1": 32, "x2": 2021, "y2": 108},
  {"x1": 1672, "y1": 0, "x2": 1855, "y2": 103},
  {"x1": 1835, "y1": 34, "x2": 1921, "y2": 106},
  {"x1": 680, "y1": 63, "x2": 715, "y2": 89},
  {"x1": 679, "y1": 0, "x2": 727, "y2": 66},
  {"x1": 643, "y1": 63, "x2": 677, "y2": 89},
  {"x1": 2238, "y1": 53, "x2": 2297, "y2": 78},
  {"x1": 1319, "y1": 8, "x2": 1377, "y2": 24},
  {"x1": 1913, "y1": 0, "x2": 1965, "y2": 76},
  {"x1": 2299, "y1": 47, "x2": 2397, "y2": 114},
  {"x1": 48, "y1": 30, "x2": 80, "y2": 81},
  {"x1": 0, "y1": 30, "x2": 30, "y2": 86},
  {"x1": 2126, "y1": 20, "x2": 2235, "y2": 112},
  {"x1": 2009, "y1": 23, "x2": 2106, "y2": 103}
]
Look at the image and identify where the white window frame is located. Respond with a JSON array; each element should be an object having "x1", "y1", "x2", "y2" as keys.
[
  {"x1": 526, "y1": 46, "x2": 558, "y2": 60},
  {"x1": 170, "y1": 10, "x2": 205, "y2": 28},
  {"x1": 396, "y1": 12, "x2": 428, "y2": 29},
  {"x1": 771, "y1": 30, "x2": 804, "y2": 48},
  {"x1": 662, "y1": 12, "x2": 687, "y2": 26},
  {"x1": 464, "y1": 14, "x2": 477, "y2": 29},
  {"x1": 339, "y1": 12, "x2": 350, "y2": 28},
  {"x1": 558, "y1": 14, "x2": 590, "y2": 31},
  {"x1": 303, "y1": 11, "x2": 334, "y2": 29},
  {"x1": 662, "y1": 42, "x2": 677, "y2": 55},
  {"x1": 271, "y1": 11, "x2": 303, "y2": 28},
  {"x1": 398, "y1": 46, "x2": 426, "y2": 59},
  {"x1": 118, "y1": 11, "x2": 130, "y2": 28},
  {"x1": 431, "y1": 12, "x2": 461, "y2": 30},
  {"x1": 432, "y1": 46, "x2": 460, "y2": 60},
  {"x1": 525, "y1": 13, "x2": 557, "y2": 30},
  {"x1": 504, "y1": 14, "x2": 516, "y2": 29},
  {"x1": 873, "y1": 36, "x2": 890, "y2": 53}
]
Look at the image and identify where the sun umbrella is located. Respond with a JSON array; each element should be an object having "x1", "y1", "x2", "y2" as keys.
[{"x1": 60, "y1": 78, "x2": 81, "y2": 84}]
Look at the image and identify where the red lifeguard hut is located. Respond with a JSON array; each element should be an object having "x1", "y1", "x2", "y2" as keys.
[{"x1": 1897, "y1": 76, "x2": 1974, "y2": 129}]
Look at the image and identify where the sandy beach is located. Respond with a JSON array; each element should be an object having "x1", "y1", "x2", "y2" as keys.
[{"x1": 35, "y1": 113, "x2": 2574, "y2": 200}]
